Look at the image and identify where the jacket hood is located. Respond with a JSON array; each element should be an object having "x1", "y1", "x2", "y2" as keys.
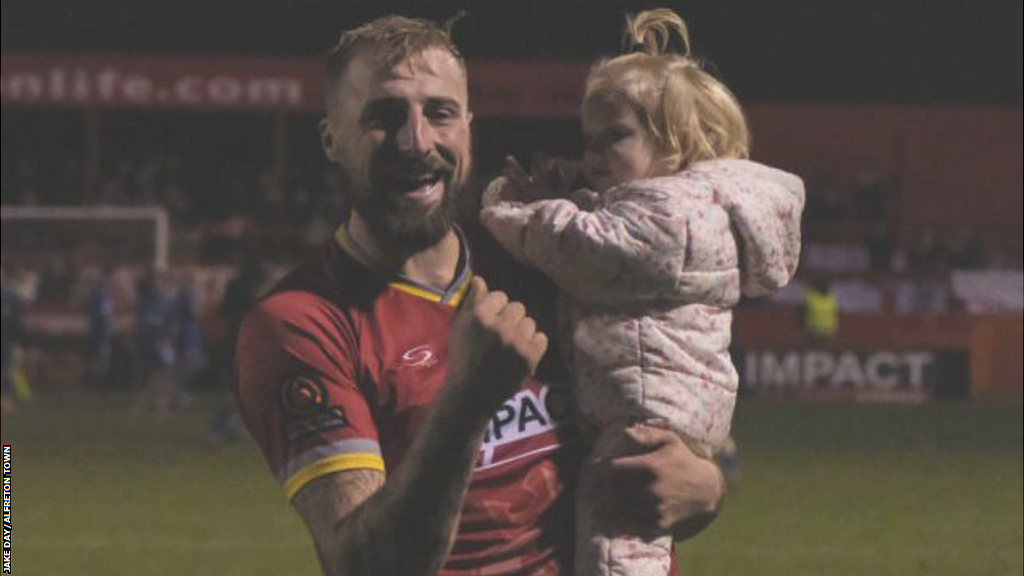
[{"x1": 691, "y1": 159, "x2": 805, "y2": 297}]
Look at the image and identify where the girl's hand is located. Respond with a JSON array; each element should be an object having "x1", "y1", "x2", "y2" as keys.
[
  {"x1": 501, "y1": 154, "x2": 582, "y2": 202},
  {"x1": 500, "y1": 155, "x2": 549, "y2": 202}
]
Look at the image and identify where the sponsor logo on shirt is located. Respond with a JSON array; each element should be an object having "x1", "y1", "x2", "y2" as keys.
[
  {"x1": 477, "y1": 385, "x2": 571, "y2": 470},
  {"x1": 279, "y1": 375, "x2": 349, "y2": 441}
]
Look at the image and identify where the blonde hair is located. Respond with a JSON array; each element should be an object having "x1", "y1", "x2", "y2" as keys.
[
  {"x1": 584, "y1": 8, "x2": 749, "y2": 169},
  {"x1": 324, "y1": 14, "x2": 466, "y2": 107}
]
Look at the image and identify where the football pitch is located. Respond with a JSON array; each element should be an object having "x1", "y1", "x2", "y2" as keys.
[{"x1": 2, "y1": 391, "x2": 1021, "y2": 576}]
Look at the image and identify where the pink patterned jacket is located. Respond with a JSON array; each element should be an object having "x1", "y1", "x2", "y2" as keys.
[{"x1": 480, "y1": 159, "x2": 804, "y2": 450}]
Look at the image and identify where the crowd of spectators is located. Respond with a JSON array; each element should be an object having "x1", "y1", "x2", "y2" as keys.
[
  {"x1": 783, "y1": 168, "x2": 1018, "y2": 317},
  {"x1": 3, "y1": 150, "x2": 344, "y2": 263},
  {"x1": 803, "y1": 170, "x2": 996, "y2": 274},
  {"x1": 4, "y1": 148, "x2": 1009, "y2": 270},
  {"x1": 2, "y1": 114, "x2": 1020, "y2": 401},
  {"x1": 0, "y1": 254, "x2": 273, "y2": 431}
]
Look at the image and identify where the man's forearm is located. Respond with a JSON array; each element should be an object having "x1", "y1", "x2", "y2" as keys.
[
  {"x1": 327, "y1": 380, "x2": 490, "y2": 576},
  {"x1": 307, "y1": 276, "x2": 546, "y2": 576}
]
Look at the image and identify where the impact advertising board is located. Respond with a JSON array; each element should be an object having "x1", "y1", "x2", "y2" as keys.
[{"x1": 737, "y1": 348, "x2": 970, "y2": 402}]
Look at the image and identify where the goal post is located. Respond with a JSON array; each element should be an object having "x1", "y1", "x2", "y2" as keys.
[{"x1": 1, "y1": 205, "x2": 170, "y2": 271}]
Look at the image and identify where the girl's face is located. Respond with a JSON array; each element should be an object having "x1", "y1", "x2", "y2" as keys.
[{"x1": 581, "y1": 94, "x2": 676, "y2": 192}]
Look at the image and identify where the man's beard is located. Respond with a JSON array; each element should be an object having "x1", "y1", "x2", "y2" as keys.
[
  {"x1": 341, "y1": 151, "x2": 468, "y2": 253},
  {"x1": 359, "y1": 175, "x2": 456, "y2": 250}
]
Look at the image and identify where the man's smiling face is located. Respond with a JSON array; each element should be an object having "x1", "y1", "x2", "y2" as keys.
[{"x1": 321, "y1": 47, "x2": 473, "y2": 250}]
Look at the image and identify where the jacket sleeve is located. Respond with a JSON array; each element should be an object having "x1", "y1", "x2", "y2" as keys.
[{"x1": 479, "y1": 180, "x2": 691, "y2": 305}]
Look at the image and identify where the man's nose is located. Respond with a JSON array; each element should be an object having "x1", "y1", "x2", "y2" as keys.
[{"x1": 395, "y1": 110, "x2": 433, "y2": 156}]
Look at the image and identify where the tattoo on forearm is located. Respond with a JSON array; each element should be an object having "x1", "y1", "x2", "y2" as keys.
[{"x1": 292, "y1": 387, "x2": 489, "y2": 576}]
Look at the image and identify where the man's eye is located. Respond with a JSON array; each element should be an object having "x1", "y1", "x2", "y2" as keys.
[
  {"x1": 426, "y1": 104, "x2": 459, "y2": 123},
  {"x1": 363, "y1": 103, "x2": 406, "y2": 130}
]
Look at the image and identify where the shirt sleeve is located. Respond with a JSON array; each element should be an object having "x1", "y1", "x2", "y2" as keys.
[
  {"x1": 479, "y1": 181, "x2": 693, "y2": 305},
  {"x1": 235, "y1": 291, "x2": 383, "y2": 501}
]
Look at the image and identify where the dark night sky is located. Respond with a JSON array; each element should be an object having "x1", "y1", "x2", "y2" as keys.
[{"x1": 2, "y1": 0, "x2": 1021, "y2": 104}]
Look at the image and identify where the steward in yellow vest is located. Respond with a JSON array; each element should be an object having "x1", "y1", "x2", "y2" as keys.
[{"x1": 804, "y1": 278, "x2": 839, "y2": 341}]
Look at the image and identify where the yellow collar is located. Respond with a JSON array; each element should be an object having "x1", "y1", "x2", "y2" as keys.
[{"x1": 334, "y1": 224, "x2": 473, "y2": 307}]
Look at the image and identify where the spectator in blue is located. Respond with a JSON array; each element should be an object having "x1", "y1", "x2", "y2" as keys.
[
  {"x1": 171, "y1": 270, "x2": 205, "y2": 388},
  {"x1": 134, "y1": 269, "x2": 181, "y2": 415},
  {"x1": 82, "y1": 266, "x2": 115, "y2": 390}
]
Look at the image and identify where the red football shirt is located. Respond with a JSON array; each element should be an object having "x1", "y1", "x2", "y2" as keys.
[{"x1": 236, "y1": 226, "x2": 580, "y2": 575}]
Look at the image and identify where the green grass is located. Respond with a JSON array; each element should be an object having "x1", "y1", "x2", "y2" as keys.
[
  {"x1": 3, "y1": 392, "x2": 1021, "y2": 576},
  {"x1": 680, "y1": 399, "x2": 1024, "y2": 576},
  {"x1": 2, "y1": 392, "x2": 319, "y2": 576}
]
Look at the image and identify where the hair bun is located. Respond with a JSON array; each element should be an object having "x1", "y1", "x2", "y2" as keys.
[{"x1": 624, "y1": 8, "x2": 692, "y2": 57}]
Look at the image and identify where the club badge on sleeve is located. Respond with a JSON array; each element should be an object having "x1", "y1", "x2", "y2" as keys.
[{"x1": 279, "y1": 375, "x2": 349, "y2": 441}]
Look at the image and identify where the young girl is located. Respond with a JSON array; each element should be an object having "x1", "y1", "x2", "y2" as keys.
[{"x1": 480, "y1": 9, "x2": 804, "y2": 576}]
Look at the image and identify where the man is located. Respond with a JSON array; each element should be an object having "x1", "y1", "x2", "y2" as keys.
[
  {"x1": 135, "y1": 269, "x2": 180, "y2": 413},
  {"x1": 82, "y1": 266, "x2": 114, "y2": 390},
  {"x1": 1, "y1": 267, "x2": 27, "y2": 411},
  {"x1": 803, "y1": 276, "x2": 839, "y2": 343},
  {"x1": 208, "y1": 256, "x2": 266, "y2": 446},
  {"x1": 235, "y1": 15, "x2": 725, "y2": 576}
]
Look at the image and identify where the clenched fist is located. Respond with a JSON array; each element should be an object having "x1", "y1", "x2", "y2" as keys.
[{"x1": 446, "y1": 277, "x2": 548, "y2": 416}]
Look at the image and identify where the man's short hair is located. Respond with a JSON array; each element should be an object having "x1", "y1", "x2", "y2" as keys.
[{"x1": 324, "y1": 14, "x2": 465, "y2": 107}]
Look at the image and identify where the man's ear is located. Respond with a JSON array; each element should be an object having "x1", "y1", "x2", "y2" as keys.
[{"x1": 320, "y1": 117, "x2": 336, "y2": 162}]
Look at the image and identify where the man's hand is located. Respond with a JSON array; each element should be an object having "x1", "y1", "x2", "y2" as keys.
[
  {"x1": 595, "y1": 424, "x2": 726, "y2": 540},
  {"x1": 291, "y1": 278, "x2": 547, "y2": 576},
  {"x1": 447, "y1": 277, "x2": 548, "y2": 416}
]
